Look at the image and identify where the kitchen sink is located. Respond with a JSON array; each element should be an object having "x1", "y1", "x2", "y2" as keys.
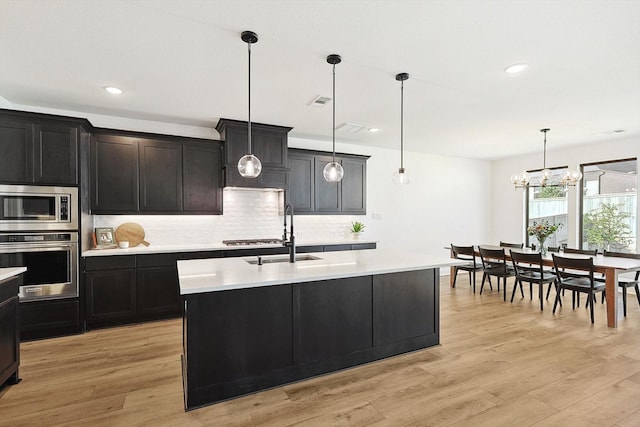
[{"x1": 246, "y1": 255, "x2": 322, "y2": 265}]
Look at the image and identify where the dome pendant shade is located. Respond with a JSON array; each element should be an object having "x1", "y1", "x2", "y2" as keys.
[
  {"x1": 392, "y1": 167, "x2": 411, "y2": 185},
  {"x1": 323, "y1": 161, "x2": 344, "y2": 182},
  {"x1": 238, "y1": 154, "x2": 262, "y2": 178},
  {"x1": 324, "y1": 54, "x2": 344, "y2": 183},
  {"x1": 238, "y1": 30, "x2": 262, "y2": 179}
]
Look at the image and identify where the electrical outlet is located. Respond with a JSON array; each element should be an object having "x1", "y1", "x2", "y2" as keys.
[{"x1": 372, "y1": 212, "x2": 382, "y2": 220}]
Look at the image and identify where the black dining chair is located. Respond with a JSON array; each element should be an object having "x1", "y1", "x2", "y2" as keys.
[
  {"x1": 552, "y1": 254, "x2": 605, "y2": 324},
  {"x1": 500, "y1": 241, "x2": 524, "y2": 249},
  {"x1": 450, "y1": 244, "x2": 483, "y2": 293},
  {"x1": 562, "y1": 247, "x2": 597, "y2": 255},
  {"x1": 603, "y1": 250, "x2": 640, "y2": 317},
  {"x1": 546, "y1": 246, "x2": 560, "y2": 253},
  {"x1": 510, "y1": 250, "x2": 557, "y2": 311},
  {"x1": 479, "y1": 247, "x2": 516, "y2": 301}
]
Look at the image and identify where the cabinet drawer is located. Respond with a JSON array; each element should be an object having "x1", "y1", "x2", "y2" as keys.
[
  {"x1": 85, "y1": 256, "x2": 136, "y2": 271},
  {"x1": 137, "y1": 253, "x2": 180, "y2": 268}
]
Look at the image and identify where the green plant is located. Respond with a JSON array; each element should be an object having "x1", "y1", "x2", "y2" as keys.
[
  {"x1": 536, "y1": 186, "x2": 565, "y2": 199},
  {"x1": 583, "y1": 203, "x2": 632, "y2": 251},
  {"x1": 350, "y1": 221, "x2": 365, "y2": 233}
]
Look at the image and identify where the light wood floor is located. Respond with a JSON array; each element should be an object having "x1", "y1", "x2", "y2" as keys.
[{"x1": 3, "y1": 274, "x2": 640, "y2": 426}]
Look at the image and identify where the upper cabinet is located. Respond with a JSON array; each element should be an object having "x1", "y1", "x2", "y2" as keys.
[
  {"x1": 288, "y1": 149, "x2": 368, "y2": 215},
  {"x1": 90, "y1": 131, "x2": 223, "y2": 214},
  {"x1": 0, "y1": 112, "x2": 80, "y2": 185},
  {"x1": 215, "y1": 118, "x2": 292, "y2": 189}
]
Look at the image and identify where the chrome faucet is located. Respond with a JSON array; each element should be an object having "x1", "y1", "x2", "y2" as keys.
[{"x1": 283, "y1": 203, "x2": 296, "y2": 263}]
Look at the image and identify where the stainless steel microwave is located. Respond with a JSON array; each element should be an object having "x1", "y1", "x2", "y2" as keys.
[{"x1": 0, "y1": 184, "x2": 78, "y2": 231}]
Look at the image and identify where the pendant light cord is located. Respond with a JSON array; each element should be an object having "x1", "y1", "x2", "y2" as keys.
[
  {"x1": 247, "y1": 42, "x2": 252, "y2": 155},
  {"x1": 400, "y1": 79, "x2": 404, "y2": 169},
  {"x1": 542, "y1": 129, "x2": 547, "y2": 169},
  {"x1": 332, "y1": 62, "x2": 336, "y2": 163}
]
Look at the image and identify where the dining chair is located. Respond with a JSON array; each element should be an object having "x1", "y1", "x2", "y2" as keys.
[
  {"x1": 479, "y1": 247, "x2": 516, "y2": 301},
  {"x1": 500, "y1": 241, "x2": 524, "y2": 249},
  {"x1": 450, "y1": 244, "x2": 483, "y2": 293},
  {"x1": 547, "y1": 246, "x2": 560, "y2": 253},
  {"x1": 552, "y1": 254, "x2": 605, "y2": 324},
  {"x1": 602, "y1": 250, "x2": 640, "y2": 316},
  {"x1": 510, "y1": 250, "x2": 557, "y2": 311}
]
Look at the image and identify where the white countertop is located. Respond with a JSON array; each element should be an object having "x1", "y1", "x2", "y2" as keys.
[
  {"x1": 82, "y1": 239, "x2": 377, "y2": 257},
  {"x1": 0, "y1": 267, "x2": 27, "y2": 282},
  {"x1": 178, "y1": 249, "x2": 464, "y2": 295}
]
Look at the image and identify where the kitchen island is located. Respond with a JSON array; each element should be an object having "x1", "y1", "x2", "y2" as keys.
[
  {"x1": 178, "y1": 250, "x2": 462, "y2": 410},
  {"x1": 0, "y1": 267, "x2": 26, "y2": 389}
]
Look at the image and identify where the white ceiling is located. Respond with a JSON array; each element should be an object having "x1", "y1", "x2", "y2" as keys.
[{"x1": 1, "y1": 0, "x2": 639, "y2": 160}]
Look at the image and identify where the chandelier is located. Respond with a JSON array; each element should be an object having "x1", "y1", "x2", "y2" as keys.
[{"x1": 511, "y1": 128, "x2": 582, "y2": 189}]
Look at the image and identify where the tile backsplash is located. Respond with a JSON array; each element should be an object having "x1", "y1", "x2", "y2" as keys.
[{"x1": 93, "y1": 188, "x2": 366, "y2": 245}]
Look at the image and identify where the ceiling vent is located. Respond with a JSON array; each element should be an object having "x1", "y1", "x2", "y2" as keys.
[
  {"x1": 336, "y1": 123, "x2": 368, "y2": 133},
  {"x1": 309, "y1": 96, "x2": 331, "y2": 107}
]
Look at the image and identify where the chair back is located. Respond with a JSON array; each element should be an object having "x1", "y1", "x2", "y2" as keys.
[
  {"x1": 552, "y1": 254, "x2": 595, "y2": 287},
  {"x1": 451, "y1": 244, "x2": 475, "y2": 262},
  {"x1": 510, "y1": 250, "x2": 544, "y2": 277},
  {"x1": 547, "y1": 246, "x2": 560, "y2": 253},
  {"x1": 479, "y1": 247, "x2": 508, "y2": 273},
  {"x1": 563, "y1": 247, "x2": 597, "y2": 255},
  {"x1": 604, "y1": 250, "x2": 640, "y2": 280},
  {"x1": 500, "y1": 241, "x2": 523, "y2": 248}
]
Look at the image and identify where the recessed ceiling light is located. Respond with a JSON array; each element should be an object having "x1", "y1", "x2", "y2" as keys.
[
  {"x1": 368, "y1": 128, "x2": 380, "y2": 133},
  {"x1": 504, "y1": 63, "x2": 528, "y2": 74},
  {"x1": 103, "y1": 86, "x2": 123, "y2": 95}
]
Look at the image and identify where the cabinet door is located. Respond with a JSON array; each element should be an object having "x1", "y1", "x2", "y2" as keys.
[
  {"x1": 340, "y1": 157, "x2": 366, "y2": 214},
  {"x1": 91, "y1": 135, "x2": 139, "y2": 212},
  {"x1": 0, "y1": 296, "x2": 19, "y2": 384},
  {"x1": 85, "y1": 269, "x2": 136, "y2": 325},
  {"x1": 253, "y1": 127, "x2": 288, "y2": 168},
  {"x1": 314, "y1": 156, "x2": 341, "y2": 212},
  {"x1": 139, "y1": 139, "x2": 182, "y2": 211},
  {"x1": 34, "y1": 123, "x2": 78, "y2": 185},
  {"x1": 183, "y1": 142, "x2": 222, "y2": 213},
  {"x1": 137, "y1": 266, "x2": 182, "y2": 319},
  {"x1": 0, "y1": 118, "x2": 34, "y2": 183},
  {"x1": 288, "y1": 153, "x2": 314, "y2": 213}
]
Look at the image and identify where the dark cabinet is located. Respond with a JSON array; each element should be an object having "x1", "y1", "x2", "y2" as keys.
[
  {"x1": 136, "y1": 253, "x2": 181, "y2": 319},
  {"x1": 90, "y1": 132, "x2": 223, "y2": 214},
  {"x1": 20, "y1": 299, "x2": 81, "y2": 340},
  {"x1": 91, "y1": 134, "x2": 139, "y2": 212},
  {"x1": 85, "y1": 268, "x2": 137, "y2": 327},
  {"x1": 215, "y1": 118, "x2": 291, "y2": 189},
  {"x1": 139, "y1": 139, "x2": 182, "y2": 212},
  {"x1": 0, "y1": 115, "x2": 79, "y2": 185},
  {"x1": 288, "y1": 149, "x2": 368, "y2": 215},
  {"x1": 0, "y1": 274, "x2": 21, "y2": 387},
  {"x1": 183, "y1": 142, "x2": 223, "y2": 213}
]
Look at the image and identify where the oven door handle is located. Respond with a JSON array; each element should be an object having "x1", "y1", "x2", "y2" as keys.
[{"x1": 0, "y1": 244, "x2": 74, "y2": 253}]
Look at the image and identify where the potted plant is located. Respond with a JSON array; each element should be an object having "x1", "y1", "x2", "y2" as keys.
[
  {"x1": 527, "y1": 220, "x2": 562, "y2": 255},
  {"x1": 350, "y1": 221, "x2": 365, "y2": 239}
]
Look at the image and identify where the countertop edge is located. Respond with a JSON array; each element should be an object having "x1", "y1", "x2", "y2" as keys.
[{"x1": 0, "y1": 267, "x2": 27, "y2": 282}]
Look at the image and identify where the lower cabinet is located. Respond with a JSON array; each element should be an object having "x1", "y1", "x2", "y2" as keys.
[
  {"x1": 20, "y1": 299, "x2": 81, "y2": 340},
  {"x1": 0, "y1": 274, "x2": 21, "y2": 387},
  {"x1": 84, "y1": 254, "x2": 181, "y2": 329}
]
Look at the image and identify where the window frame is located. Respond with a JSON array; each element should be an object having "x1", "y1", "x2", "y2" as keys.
[{"x1": 524, "y1": 165, "x2": 570, "y2": 247}]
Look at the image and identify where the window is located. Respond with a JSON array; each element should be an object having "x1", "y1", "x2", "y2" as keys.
[
  {"x1": 580, "y1": 158, "x2": 637, "y2": 252},
  {"x1": 526, "y1": 167, "x2": 569, "y2": 248}
]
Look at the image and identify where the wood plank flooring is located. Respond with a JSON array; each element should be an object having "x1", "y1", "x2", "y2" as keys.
[{"x1": 2, "y1": 274, "x2": 640, "y2": 426}]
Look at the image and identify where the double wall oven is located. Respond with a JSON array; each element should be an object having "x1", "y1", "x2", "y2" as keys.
[{"x1": 0, "y1": 184, "x2": 79, "y2": 301}]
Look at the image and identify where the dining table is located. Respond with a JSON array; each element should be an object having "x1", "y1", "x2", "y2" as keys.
[{"x1": 449, "y1": 245, "x2": 640, "y2": 328}]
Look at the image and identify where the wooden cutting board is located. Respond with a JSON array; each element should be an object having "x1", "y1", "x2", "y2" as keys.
[{"x1": 115, "y1": 222, "x2": 150, "y2": 247}]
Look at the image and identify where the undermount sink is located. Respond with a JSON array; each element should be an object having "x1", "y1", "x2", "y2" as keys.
[{"x1": 246, "y1": 255, "x2": 322, "y2": 265}]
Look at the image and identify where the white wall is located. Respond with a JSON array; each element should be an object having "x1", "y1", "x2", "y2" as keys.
[
  {"x1": 7, "y1": 104, "x2": 493, "y2": 260},
  {"x1": 492, "y1": 136, "x2": 640, "y2": 250}
]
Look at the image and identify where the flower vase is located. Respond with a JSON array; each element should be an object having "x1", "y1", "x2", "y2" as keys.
[{"x1": 539, "y1": 238, "x2": 547, "y2": 255}]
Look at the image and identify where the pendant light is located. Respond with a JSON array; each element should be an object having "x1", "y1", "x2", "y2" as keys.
[
  {"x1": 323, "y1": 54, "x2": 344, "y2": 183},
  {"x1": 392, "y1": 72, "x2": 410, "y2": 185},
  {"x1": 237, "y1": 30, "x2": 262, "y2": 179},
  {"x1": 511, "y1": 128, "x2": 582, "y2": 189}
]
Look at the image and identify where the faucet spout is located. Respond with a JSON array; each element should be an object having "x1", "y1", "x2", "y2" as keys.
[{"x1": 283, "y1": 203, "x2": 296, "y2": 263}]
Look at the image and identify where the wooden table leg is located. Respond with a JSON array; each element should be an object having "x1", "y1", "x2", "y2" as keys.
[
  {"x1": 605, "y1": 267, "x2": 619, "y2": 328},
  {"x1": 450, "y1": 266, "x2": 455, "y2": 287}
]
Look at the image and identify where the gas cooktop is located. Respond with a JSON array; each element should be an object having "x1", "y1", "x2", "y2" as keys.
[{"x1": 222, "y1": 238, "x2": 284, "y2": 246}]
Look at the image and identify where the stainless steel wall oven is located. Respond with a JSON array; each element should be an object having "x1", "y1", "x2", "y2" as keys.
[{"x1": 0, "y1": 232, "x2": 78, "y2": 301}]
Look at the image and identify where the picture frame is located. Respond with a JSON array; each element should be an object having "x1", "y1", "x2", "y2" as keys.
[{"x1": 94, "y1": 227, "x2": 117, "y2": 249}]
